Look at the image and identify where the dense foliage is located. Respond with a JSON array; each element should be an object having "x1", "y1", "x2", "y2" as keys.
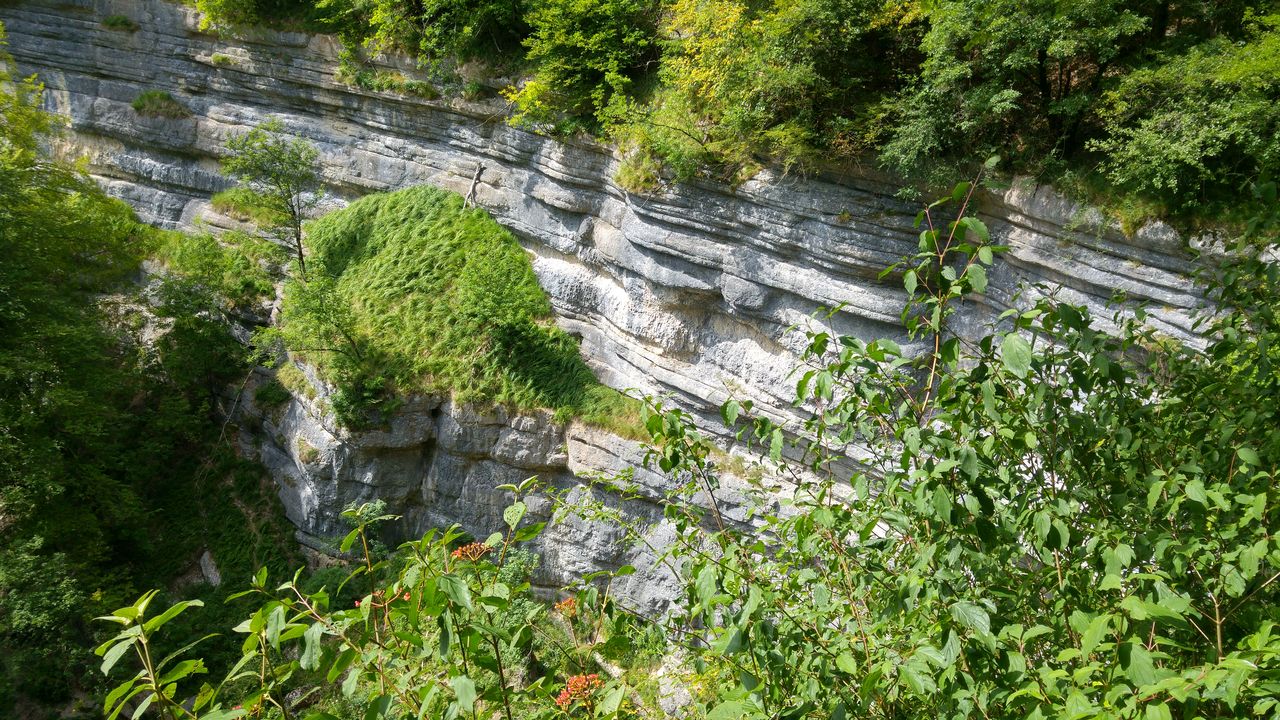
[
  {"x1": 194, "y1": 0, "x2": 1280, "y2": 222},
  {"x1": 0, "y1": 28, "x2": 296, "y2": 714},
  {"x1": 262, "y1": 184, "x2": 639, "y2": 432},
  {"x1": 221, "y1": 119, "x2": 323, "y2": 275},
  {"x1": 95, "y1": 176, "x2": 1280, "y2": 718},
  {"x1": 611, "y1": 179, "x2": 1280, "y2": 718},
  {"x1": 97, "y1": 493, "x2": 659, "y2": 720}
]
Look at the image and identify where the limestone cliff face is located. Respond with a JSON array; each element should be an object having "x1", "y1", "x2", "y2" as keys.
[
  {"x1": 234, "y1": 365, "x2": 768, "y2": 615},
  {"x1": 0, "y1": 0, "x2": 1207, "y2": 607}
]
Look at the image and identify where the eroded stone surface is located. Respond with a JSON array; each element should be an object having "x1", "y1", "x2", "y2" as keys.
[
  {"x1": 234, "y1": 367, "x2": 761, "y2": 616},
  {"x1": 0, "y1": 0, "x2": 1210, "y2": 613}
]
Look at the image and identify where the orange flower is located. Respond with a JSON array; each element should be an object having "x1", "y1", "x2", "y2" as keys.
[
  {"x1": 451, "y1": 542, "x2": 491, "y2": 562},
  {"x1": 555, "y1": 673, "x2": 603, "y2": 710},
  {"x1": 554, "y1": 597, "x2": 577, "y2": 617}
]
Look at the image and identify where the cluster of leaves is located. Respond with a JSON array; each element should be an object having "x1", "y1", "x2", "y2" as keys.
[
  {"x1": 0, "y1": 27, "x2": 297, "y2": 713},
  {"x1": 577, "y1": 176, "x2": 1280, "y2": 718},
  {"x1": 258, "y1": 183, "x2": 639, "y2": 433},
  {"x1": 98, "y1": 488, "x2": 651, "y2": 719},
  {"x1": 507, "y1": 0, "x2": 660, "y2": 134},
  {"x1": 220, "y1": 119, "x2": 324, "y2": 275},
  {"x1": 196, "y1": 0, "x2": 1280, "y2": 223}
]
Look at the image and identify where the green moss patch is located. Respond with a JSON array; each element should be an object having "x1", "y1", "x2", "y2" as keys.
[{"x1": 131, "y1": 89, "x2": 189, "y2": 118}]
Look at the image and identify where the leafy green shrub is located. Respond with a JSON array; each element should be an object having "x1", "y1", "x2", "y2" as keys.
[
  {"x1": 411, "y1": 0, "x2": 528, "y2": 68},
  {"x1": 210, "y1": 186, "x2": 288, "y2": 227},
  {"x1": 267, "y1": 185, "x2": 641, "y2": 431},
  {"x1": 461, "y1": 79, "x2": 489, "y2": 100},
  {"x1": 209, "y1": 52, "x2": 236, "y2": 67},
  {"x1": 1090, "y1": 17, "x2": 1280, "y2": 218},
  {"x1": 509, "y1": 0, "x2": 660, "y2": 132},
  {"x1": 100, "y1": 14, "x2": 139, "y2": 31},
  {"x1": 335, "y1": 59, "x2": 440, "y2": 99},
  {"x1": 88, "y1": 177, "x2": 1280, "y2": 720},
  {"x1": 98, "y1": 488, "x2": 646, "y2": 719},
  {"x1": 150, "y1": 227, "x2": 280, "y2": 310},
  {"x1": 253, "y1": 378, "x2": 291, "y2": 408},
  {"x1": 221, "y1": 119, "x2": 323, "y2": 273},
  {"x1": 195, "y1": 0, "x2": 317, "y2": 30},
  {"x1": 648, "y1": 0, "x2": 904, "y2": 175},
  {"x1": 575, "y1": 179, "x2": 1280, "y2": 719},
  {"x1": 614, "y1": 147, "x2": 662, "y2": 194},
  {"x1": 131, "y1": 89, "x2": 189, "y2": 118},
  {"x1": 0, "y1": 31, "x2": 296, "y2": 712}
]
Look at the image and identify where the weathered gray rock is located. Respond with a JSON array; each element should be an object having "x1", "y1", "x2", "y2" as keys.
[
  {"x1": 235, "y1": 366, "x2": 760, "y2": 616},
  {"x1": 199, "y1": 550, "x2": 222, "y2": 587},
  {"x1": 0, "y1": 0, "x2": 1212, "y2": 613},
  {"x1": 0, "y1": 0, "x2": 1207, "y2": 436}
]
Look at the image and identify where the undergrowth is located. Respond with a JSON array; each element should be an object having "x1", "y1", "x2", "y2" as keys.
[
  {"x1": 131, "y1": 89, "x2": 189, "y2": 118},
  {"x1": 210, "y1": 186, "x2": 290, "y2": 227},
  {"x1": 100, "y1": 14, "x2": 139, "y2": 31},
  {"x1": 271, "y1": 185, "x2": 643, "y2": 435}
]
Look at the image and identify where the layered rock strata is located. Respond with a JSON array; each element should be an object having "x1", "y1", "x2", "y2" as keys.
[
  {"x1": 0, "y1": 0, "x2": 1204, "y2": 430},
  {"x1": 1, "y1": 0, "x2": 1207, "y2": 609},
  {"x1": 235, "y1": 366, "x2": 767, "y2": 616}
]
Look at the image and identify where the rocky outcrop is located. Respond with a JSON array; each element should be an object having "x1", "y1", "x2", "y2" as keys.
[
  {"x1": 236, "y1": 365, "x2": 764, "y2": 616},
  {"x1": 0, "y1": 0, "x2": 1206, "y2": 433},
  {"x1": 0, "y1": 0, "x2": 1209, "y2": 609}
]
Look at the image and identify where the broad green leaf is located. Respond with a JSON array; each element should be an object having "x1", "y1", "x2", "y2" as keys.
[
  {"x1": 1122, "y1": 642, "x2": 1157, "y2": 686},
  {"x1": 503, "y1": 501, "x2": 527, "y2": 529},
  {"x1": 143, "y1": 599, "x2": 203, "y2": 633},
  {"x1": 902, "y1": 664, "x2": 937, "y2": 694},
  {"x1": 300, "y1": 623, "x2": 323, "y2": 670},
  {"x1": 326, "y1": 648, "x2": 356, "y2": 683},
  {"x1": 100, "y1": 639, "x2": 134, "y2": 676},
  {"x1": 1237, "y1": 446, "x2": 1261, "y2": 466},
  {"x1": 707, "y1": 700, "x2": 747, "y2": 720},
  {"x1": 1001, "y1": 334, "x2": 1032, "y2": 379},
  {"x1": 968, "y1": 264, "x2": 988, "y2": 293},
  {"x1": 722, "y1": 399, "x2": 740, "y2": 426},
  {"x1": 266, "y1": 605, "x2": 285, "y2": 650},
  {"x1": 1185, "y1": 479, "x2": 1207, "y2": 505},
  {"x1": 451, "y1": 676, "x2": 476, "y2": 712},
  {"x1": 599, "y1": 685, "x2": 626, "y2": 716},
  {"x1": 1081, "y1": 614, "x2": 1110, "y2": 656},
  {"x1": 950, "y1": 601, "x2": 991, "y2": 636},
  {"x1": 157, "y1": 659, "x2": 205, "y2": 686},
  {"x1": 439, "y1": 575, "x2": 472, "y2": 610},
  {"x1": 339, "y1": 528, "x2": 361, "y2": 553},
  {"x1": 515, "y1": 522, "x2": 546, "y2": 541}
]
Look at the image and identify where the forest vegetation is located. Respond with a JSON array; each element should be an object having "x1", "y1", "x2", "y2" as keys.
[{"x1": 193, "y1": 0, "x2": 1280, "y2": 227}]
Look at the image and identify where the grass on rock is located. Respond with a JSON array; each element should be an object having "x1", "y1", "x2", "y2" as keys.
[
  {"x1": 131, "y1": 89, "x2": 189, "y2": 118},
  {"x1": 101, "y1": 14, "x2": 139, "y2": 31},
  {"x1": 280, "y1": 185, "x2": 642, "y2": 435}
]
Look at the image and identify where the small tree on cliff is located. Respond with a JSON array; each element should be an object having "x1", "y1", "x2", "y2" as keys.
[{"x1": 222, "y1": 119, "x2": 322, "y2": 275}]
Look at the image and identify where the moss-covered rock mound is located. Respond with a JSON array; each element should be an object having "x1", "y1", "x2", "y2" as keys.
[{"x1": 276, "y1": 185, "x2": 637, "y2": 432}]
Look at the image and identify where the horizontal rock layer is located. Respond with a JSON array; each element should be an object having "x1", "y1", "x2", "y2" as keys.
[
  {"x1": 1, "y1": 0, "x2": 1208, "y2": 609},
  {"x1": 0, "y1": 0, "x2": 1205, "y2": 429},
  {"x1": 235, "y1": 366, "x2": 767, "y2": 616}
]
